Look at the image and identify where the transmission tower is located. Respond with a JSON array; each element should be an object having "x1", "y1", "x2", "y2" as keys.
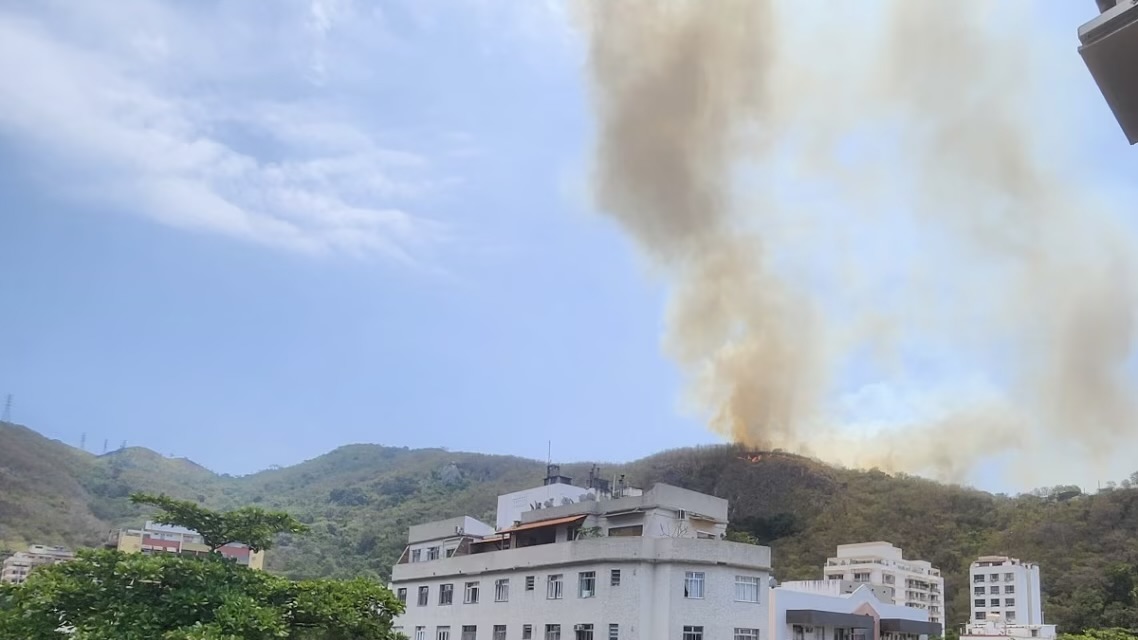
[
  {"x1": 102, "y1": 439, "x2": 108, "y2": 454},
  {"x1": 80, "y1": 433, "x2": 87, "y2": 451},
  {"x1": 1, "y1": 394, "x2": 11, "y2": 423}
]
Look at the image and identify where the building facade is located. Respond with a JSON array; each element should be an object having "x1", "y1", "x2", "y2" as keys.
[
  {"x1": 822, "y1": 542, "x2": 944, "y2": 625},
  {"x1": 391, "y1": 482, "x2": 771, "y2": 640},
  {"x1": 769, "y1": 581, "x2": 941, "y2": 640},
  {"x1": 969, "y1": 557, "x2": 1044, "y2": 625},
  {"x1": 0, "y1": 544, "x2": 74, "y2": 584},
  {"x1": 110, "y1": 521, "x2": 264, "y2": 569}
]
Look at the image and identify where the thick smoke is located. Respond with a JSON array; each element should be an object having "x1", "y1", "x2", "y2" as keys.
[{"x1": 580, "y1": 0, "x2": 1138, "y2": 484}]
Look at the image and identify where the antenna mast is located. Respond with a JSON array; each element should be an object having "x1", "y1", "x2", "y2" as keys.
[{"x1": 1, "y1": 394, "x2": 11, "y2": 423}]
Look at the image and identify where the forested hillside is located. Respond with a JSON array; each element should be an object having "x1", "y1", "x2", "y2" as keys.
[{"x1": 2, "y1": 421, "x2": 1137, "y2": 634}]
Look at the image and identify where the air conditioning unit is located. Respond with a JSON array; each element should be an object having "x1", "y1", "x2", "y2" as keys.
[{"x1": 455, "y1": 526, "x2": 464, "y2": 535}]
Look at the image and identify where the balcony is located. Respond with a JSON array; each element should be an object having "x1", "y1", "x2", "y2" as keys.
[{"x1": 391, "y1": 537, "x2": 772, "y2": 582}]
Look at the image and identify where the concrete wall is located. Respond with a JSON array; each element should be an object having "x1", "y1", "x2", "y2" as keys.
[
  {"x1": 393, "y1": 538, "x2": 770, "y2": 640},
  {"x1": 409, "y1": 516, "x2": 495, "y2": 544},
  {"x1": 516, "y1": 484, "x2": 728, "y2": 527},
  {"x1": 496, "y1": 484, "x2": 599, "y2": 530}
]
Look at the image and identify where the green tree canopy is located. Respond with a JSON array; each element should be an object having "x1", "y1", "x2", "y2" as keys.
[
  {"x1": 131, "y1": 492, "x2": 307, "y2": 552},
  {"x1": 0, "y1": 497, "x2": 402, "y2": 640}
]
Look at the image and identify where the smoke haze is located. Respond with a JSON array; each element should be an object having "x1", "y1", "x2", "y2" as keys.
[{"x1": 579, "y1": 0, "x2": 1138, "y2": 485}]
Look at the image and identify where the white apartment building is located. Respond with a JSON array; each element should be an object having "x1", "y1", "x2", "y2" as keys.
[
  {"x1": 391, "y1": 481, "x2": 771, "y2": 640},
  {"x1": 969, "y1": 556, "x2": 1044, "y2": 625},
  {"x1": 1, "y1": 544, "x2": 74, "y2": 584},
  {"x1": 822, "y1": 543, "x2": 944, "y2": 625},
  {"x1": 770, "y1": 581, "x2": 941, "y2": 640}
]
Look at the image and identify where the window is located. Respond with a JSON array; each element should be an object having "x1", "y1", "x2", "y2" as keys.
[
  {"x1": 438, "y1": 628, "x2": 451, "y2": 640},
  {"x1": 684, "y1": 572, "x2": 705, "y2": 599},
  {"x1": 991, "y1": 586, "x2": 1000, "y2": 595},
  {"x1": 579, "y1": 571, "x2": 596, "y2": 598},
  {"x1": 735, "y1": 575, "x2": 761, "y2": 603},
  {"x1": 1006, "y1": 585, "x2": 1015, "y2": 594},
  {"x1": 526, "y1": 576, "x2": 535, "y2": 591},
  {"x1": 547, "y1": 574, "x2": 564, "y2": 600},
  {"x1": 974, "y1": 574, "x2": 985, "y2": 582},
  {"x1": 683, "y1": 627, "x2": 704, "y2": 640},
  {"x1": 523, "y1": 626, "x2": 533, "y2": 640},
  {"x1": 428, "y1": 546, "x2": 440, "y2": 561},
  {"x1": 990, "y1": 573, "x2": 999, "y2": 582},
  {"x1": 411, "y1": 549, "x2": 422, "y2": 563},
  {"x1": 853, "y1": 572, "x2": 870, "y2": 582},
  {"x1": 1008, "y1": 612, "x2": 1017, "y2": 623},
  {"x1": 415, "y1": 628, "x2": 427, "y2": 640},
  {"x1": 611, "y1": 569, "x2": 621, "y2": 586},
  {"x1": 440, "y1": 583, "x2": 454, "y2": 605},
  {"x1": 465, "y1": 582, "x2": 480, "y2": 604},
  {"x1": 974, "y1": 587, "x2": 985, "y2": 595},
  {"x1": 883, "y1": 573, "x2": 895, "y2": 584},
  {"x1": 607, "y1": 525, "x2": 643, "y2": 537},
  {"x1": 990, "y1": 599, "x2": 999, "y2": 607},
  {"x1": 975, "y1": 613, "x2": 985, "y2": 621},
  {"x1": 417, "y1": 586, "x2": 429, "y2": 606},
  {"x1": 575, "y1": 624, "x2": 594, "y2": 640},
  {"x1": 1006, "y1": 598, "x2": 1016, "y2": 607},
  {"x1": 546, "y1": 624, "x2": 562, "y2": 640},
  {"x1": 793, "y1": 626, "x2": 805, "y2": 640},
  {"x1": 609, "y1": 624, "x2": 619, "y2": 640},
  {"x1": 397, "y1": 588, "x2": 407, "y2": 604},
  {"x1": 495, "y1": 578, "x2": 510, "y2": 602},
  {"x1": 1006, "y1": 573, "x2": 1015, "y2": 581},
  {"x1": 462, "y1": 626, "x2": 477, "y2": 640},
  {"x1": 975, "y1": 599, "x2": 985, "y2": 608},
  {"x1": 494, "y1": 626, "x2": 507, "y2": 640},
  {"x1": 735, "y1": 630, "x2": 761, "y2": 640}
]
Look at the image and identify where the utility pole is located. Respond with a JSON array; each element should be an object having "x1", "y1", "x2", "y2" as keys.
[
  {"x1": 80, "y1": 433, "x2": 87, "y2": 451},
  {"x1": 1, "y1": 394, "x2": 11, "y2": 423}
]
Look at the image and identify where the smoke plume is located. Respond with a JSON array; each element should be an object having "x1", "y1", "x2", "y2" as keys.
[{"x1": 580, "y1": 0, "x2": 1138, "y2": 485}]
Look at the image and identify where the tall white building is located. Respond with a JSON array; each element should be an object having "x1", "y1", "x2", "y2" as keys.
[
  {"x1": 969, "y1": 556, "x2": 1044, "y2": 625},
  {"x1": 391, "y1": 481, "x2": 771, "y2": 640},
  {"x1": 822, "y1": 542, "x2": 944, "y2": 625}
]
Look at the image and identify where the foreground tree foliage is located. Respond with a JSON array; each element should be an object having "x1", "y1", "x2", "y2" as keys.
[{"x1": 0, "y1": 496, "x2": 404, "y2": 640}]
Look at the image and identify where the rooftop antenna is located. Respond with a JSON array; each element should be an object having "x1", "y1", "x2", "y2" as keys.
[
  {"x1": 1, "y1": 394, "x2": 11, "y2": 423},
  {"x1": 547, "y1": 440, "x2": 551, "y2": 466}
]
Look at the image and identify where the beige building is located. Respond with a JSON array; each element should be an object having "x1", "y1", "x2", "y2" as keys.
[
  {"x1": 1, "y1": 544, "x2": 75, "y2": 584},
  {"x1": 111, "y1": 521, "x2": 263, "y2": 570},
  {"x1": 822, "y1": 542, "x2": 944, "y2": 625}
]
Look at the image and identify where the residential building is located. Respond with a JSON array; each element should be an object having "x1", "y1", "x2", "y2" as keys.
[
  {"x1": 770, "y1": 581, "x2": 941, "y2": 640},
  {"x1": 969, "y1": 556, "x2": 1044, "y2": 625},
  {"x1": 959, "y1": 619, "x2": 1056, "y2": 640},
  {"x1": 822, "y1": 542, "x2": 944, "y2": 625},
  {"x1": 1, "y1": 544, "x2": 74, "y2": 584},
  {"x1": 391, "y1": 479, "x2": 771, "y2": 640},
  {"x1": 108, "y1": 521, "x2": 264, "y2": 569}
]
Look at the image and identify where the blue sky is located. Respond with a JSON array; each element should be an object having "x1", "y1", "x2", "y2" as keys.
[{"x1": 1, "y1": 1, "x2": 1135, "y2": 491}]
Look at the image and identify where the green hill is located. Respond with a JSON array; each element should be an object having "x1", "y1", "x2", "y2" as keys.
[{"x1": 1, "y1": 421, "x2": 1136, "y2": 634}]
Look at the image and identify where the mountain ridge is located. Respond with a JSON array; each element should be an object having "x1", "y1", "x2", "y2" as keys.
[{"x1": 2, "y1": 421, "x2": 1137, "y2": 633}]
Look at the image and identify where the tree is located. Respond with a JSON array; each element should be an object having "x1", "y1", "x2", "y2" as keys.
[
  {"x1": 0, "y1": 499, "x2": 403, "y2": 640},
  {"x1": 131, "y1": 492, "x2": 308, "y2": 552}
]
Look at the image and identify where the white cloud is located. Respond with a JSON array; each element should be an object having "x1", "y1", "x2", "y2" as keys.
[{"x1": 0, "y1": 1, "x2": 451, "y2": 263}]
